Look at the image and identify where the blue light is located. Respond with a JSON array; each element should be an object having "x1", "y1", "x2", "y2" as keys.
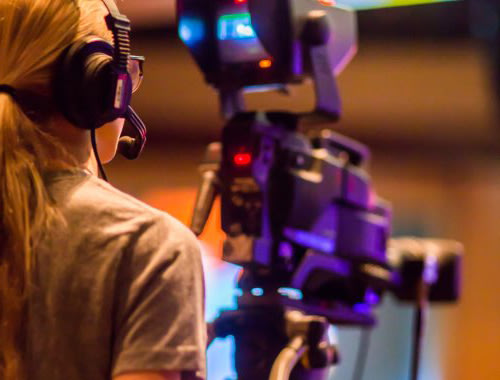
[
  {"x1": 245, "y1": 84, "x2": 286, "y2": 93},
  {"x1": 251, "y1": 288, "x2": 264, "y2": 296},
  {"x1": 202, "y1": 254, "x2": 241, "y2": 380},
  {"x1": 278, "y1": 287, "x2": 304, "y2": 300},
  {"x1": 207, "y1": 336, "x2": 237, "y2": 380},
  {"x1": 283, "y1": 227, "x2": 335, "y2": 253},
  {"x1": 353, "y1": 302, "x2": 372, "y2": 314},
  {"x1": 365, "y1": 289, "x2": 380, "y2": 305},
  {"x1": 178, "y1": 17, "x2": 205, "y2": 46},
  {"x1": 217, "y1": 13, "x2": 256, "y2": 40}
]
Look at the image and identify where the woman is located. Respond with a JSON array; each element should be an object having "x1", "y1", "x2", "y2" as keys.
[{"x1": 0, "y1": 1, "x2": 206, "y2": 380}]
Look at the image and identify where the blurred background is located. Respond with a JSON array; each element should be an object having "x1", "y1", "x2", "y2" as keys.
[{"x1": 107, "y1": 0, "x2": 499, "y2": 379}]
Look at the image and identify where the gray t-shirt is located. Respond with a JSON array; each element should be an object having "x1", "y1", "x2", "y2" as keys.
[{"x1": 26, "y1": 170, "x2": 206, "y2": 380}]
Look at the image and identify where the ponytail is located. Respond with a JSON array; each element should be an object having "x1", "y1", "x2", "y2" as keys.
[
  {"x1": 0, "y1": 91, "x2": 60, "y2": 380},
  {"x1": 0, "y1": 1, "x2": 116, "y2": 377}
]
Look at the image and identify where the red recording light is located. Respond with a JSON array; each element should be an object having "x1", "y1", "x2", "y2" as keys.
[
  {"x1": 234, "y1": 153, "x2": 252, "y2": 166},
  {"x1": 234, "y1": 0, "x2": 248, "y2": 4}
]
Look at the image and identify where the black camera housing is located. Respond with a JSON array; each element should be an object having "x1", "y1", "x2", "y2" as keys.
[{"x1": 177, "y1": 0, "x2": 357, "y2": 94}]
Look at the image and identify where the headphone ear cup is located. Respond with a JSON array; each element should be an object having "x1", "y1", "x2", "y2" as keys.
[
  {"x1": 83, "y1": 54, "x2": 115, "y2": 124},
  {"x1": 53, "y1": 38, "x2": 131, "y2": 130}
]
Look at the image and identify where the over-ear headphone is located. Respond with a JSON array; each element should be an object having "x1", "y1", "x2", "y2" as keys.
[{"x1": 53, "y1": 0, "x2": 146, "y2": 160}]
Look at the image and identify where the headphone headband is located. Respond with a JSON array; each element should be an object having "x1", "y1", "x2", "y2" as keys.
[
  {"x1": 100, "y1": 0, "x2": 122, "y2": 18},
  {"x1": 101, "y1": 0, "x2": 131, "y2": 73}
]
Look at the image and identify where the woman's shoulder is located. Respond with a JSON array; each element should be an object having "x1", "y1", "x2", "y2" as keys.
[
  {"x1": 80, "y1": 174, "x2": 163, "y2": 217},
  {"x1": 46, "y1": 170, "x2": 198, "y2": 248}
]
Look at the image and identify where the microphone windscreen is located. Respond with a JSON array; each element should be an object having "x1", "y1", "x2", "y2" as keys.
[{"x1": 118, "y1": 136, "x2": 138, "y2": 160}]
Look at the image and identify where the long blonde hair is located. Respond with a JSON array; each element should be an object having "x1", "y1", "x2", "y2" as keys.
[{"x1": 0, "y1": 1, "x2": 114, "y2": 378}]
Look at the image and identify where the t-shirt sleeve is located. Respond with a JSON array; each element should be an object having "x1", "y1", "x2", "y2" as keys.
[{"x1": 111, "y1": 213, "x2": 206, "y2": 380}]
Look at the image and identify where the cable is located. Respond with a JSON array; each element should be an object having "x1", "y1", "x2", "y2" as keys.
[
  {"x1": 411, "y1": 306, "x2": 424, "y2": 380},
  {"x1": 410, "y1": 281, "x2": 429, "y2": 380},
  {"x1": 352, "y1": 328, "x2": 372, "y2": 380},
  {"x1": 91, "y1": 128, "x2": 108, "y2": 182}
]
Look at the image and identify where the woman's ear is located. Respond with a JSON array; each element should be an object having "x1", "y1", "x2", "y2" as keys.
[{"x1": 95, "y1": 118, "x2": 125, "y2": 164}]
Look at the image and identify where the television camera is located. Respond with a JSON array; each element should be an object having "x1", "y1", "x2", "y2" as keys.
[{"x1": 177, "y1": 1, "x2": 463, "y2": 379}]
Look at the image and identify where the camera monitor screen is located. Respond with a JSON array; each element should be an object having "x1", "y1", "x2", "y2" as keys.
[{"x1": 216, "y1": 4, "x2": 269, "y2": 64}]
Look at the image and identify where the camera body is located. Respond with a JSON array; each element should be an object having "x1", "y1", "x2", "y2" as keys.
[{"x1": 213, "y1": 112, "x2": 391, "y2": 317}]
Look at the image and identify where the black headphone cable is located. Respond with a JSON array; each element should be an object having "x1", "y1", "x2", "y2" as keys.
[{"x1": 91, "y1": 129, "x2": 108, "y2": 182}]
